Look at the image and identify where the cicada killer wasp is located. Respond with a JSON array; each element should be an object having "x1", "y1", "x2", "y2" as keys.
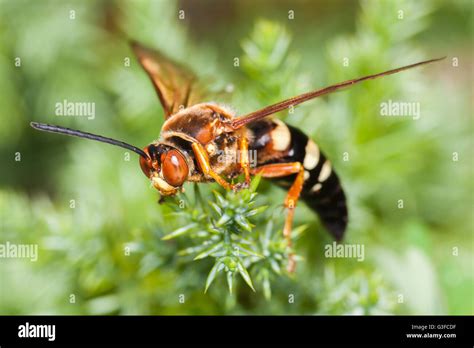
[{"x1": 31, "y1": 41, "x2": 444, "y2": 272}]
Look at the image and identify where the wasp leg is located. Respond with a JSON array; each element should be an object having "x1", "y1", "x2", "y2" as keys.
[
  {"x1": 251, "y1": 162, "x2": 305, "y2": 273},
  {"x1": 238, "y1": 135, "x2": 251, "y2": 187},
  {"x1": 191, "y1": 142, "x2": 233, "y2": 190}
]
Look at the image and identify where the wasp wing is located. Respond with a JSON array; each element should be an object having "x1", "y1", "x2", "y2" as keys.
[
  {"x1": 131, "y1": 41, "x2": 206, "y2": 118},
  {"x1": 231, "y1": 57, "x2": 445, "y2": 129}
]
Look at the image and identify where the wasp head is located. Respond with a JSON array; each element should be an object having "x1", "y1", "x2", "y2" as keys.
[{"x1": 140, "y1": 143, "x2": 189, "y2": 196}]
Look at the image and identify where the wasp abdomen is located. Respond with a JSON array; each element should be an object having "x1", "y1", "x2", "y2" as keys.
[{"x1": 248, "y1": 119, "x2": 348, "y2": 241}]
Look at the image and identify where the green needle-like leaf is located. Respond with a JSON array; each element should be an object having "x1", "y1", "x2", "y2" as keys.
[
  {"x1": 226, "y1": 271, "x2": 233, "y2": 295},
  {"x1": 205, "y1": 261, "x2": 223, "y2": 293},
  {"x1": 215, "y1": 214, "x2": 231, "y2": 227},
  {"x1": 209, "y1": 202, "x2": 222, "y2": 216},
  {"x1": 212, "y1": 190, "x2": 227, "y2": 207},
  {"x1": 246, "y1": 206, "x2": 268, "y2": 217},
  {"x1": 249, "y1": 174, "x2": 262, "y2": 192},
  {"x1": 178, "y1": 244, "x2": 208, "y2": 256},
  {"x1": 161, "y1": 223, "x2": 198, "y2": 240},
  {"x1": 270, "y1": 259, "x2": 282, "y2": 275},
  {"x1": 194, "y1": 242, "x2": 224, "y2": 260},
  {"x1": 235, "y1": 214, "x2": 252, "y2": 232},
  {"x1": 234, "y1": 243, "x2": 264, "y2": 258},
  {"x1": 262, "y1": 273, "x2": 272, "y2": 300},
  {"x1": 237, "y1": 261, "x2": 255, "y2": 292}
]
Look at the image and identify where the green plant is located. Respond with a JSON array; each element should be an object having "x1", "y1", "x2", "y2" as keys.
[
  {"x1": 1, "y1": 0, "x2": 471, "y2": 316},
  {"x1": 162, "y1": 176, "x2": 301, "y2": 297}
]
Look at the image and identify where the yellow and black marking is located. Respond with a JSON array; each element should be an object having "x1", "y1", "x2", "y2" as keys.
[{"x1": 248, "y1": 119, "x2": 348, "y2": 241}]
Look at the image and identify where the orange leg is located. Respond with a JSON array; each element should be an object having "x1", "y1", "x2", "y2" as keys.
[
  {"x1": 251, "y1": 162, "x2": 305, "y2": 273},
  {"x1": 191, "y1": 142, "x2": 232, "y2": 190},
  {"x1": 238, "y1": 136, "x2": 251, "y2": 186}
]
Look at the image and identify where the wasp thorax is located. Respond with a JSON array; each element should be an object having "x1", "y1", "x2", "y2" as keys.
[{"x1": 139, "y1": 143, "x2": 188, "y2": 196}]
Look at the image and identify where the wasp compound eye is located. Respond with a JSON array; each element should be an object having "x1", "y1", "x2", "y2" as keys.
[{"x1": 162, "y1": 149, "x2": 188, "y2": 187}]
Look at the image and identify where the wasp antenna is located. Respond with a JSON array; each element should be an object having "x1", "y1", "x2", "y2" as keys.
[{"x1": 30, "y1": 122, "x2": 149, "y2": 159}]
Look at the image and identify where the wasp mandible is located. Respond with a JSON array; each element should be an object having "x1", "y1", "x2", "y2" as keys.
[{"x1": 31, "y1": 41, "x2": 444, "y2": 272}]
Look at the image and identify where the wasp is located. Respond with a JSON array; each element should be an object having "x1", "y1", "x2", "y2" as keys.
[{"x1": 31, "y1": 41, "x2": 444, "y2": 271}]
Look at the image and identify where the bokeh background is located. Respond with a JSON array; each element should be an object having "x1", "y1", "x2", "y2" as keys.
[{"x1": 0, "y1": 0, "x2": 472, "y2": 314}]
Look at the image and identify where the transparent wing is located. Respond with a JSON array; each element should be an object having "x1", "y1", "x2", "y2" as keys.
[
  {"x1": 131, "y1": 41, "x2": 206, "y2": 118},
  {"x1": 231, "y1": 57, "x2": 445, "y2": 129}
]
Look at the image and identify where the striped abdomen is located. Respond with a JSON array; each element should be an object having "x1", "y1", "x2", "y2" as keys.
[{"x1": 247, "y1": 119, "x2": 348, "y2": 241}]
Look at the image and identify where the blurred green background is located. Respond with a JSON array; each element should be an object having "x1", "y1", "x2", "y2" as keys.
[{"x1": 0, "y1": 0, "x2": 472, "y2": 315}]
